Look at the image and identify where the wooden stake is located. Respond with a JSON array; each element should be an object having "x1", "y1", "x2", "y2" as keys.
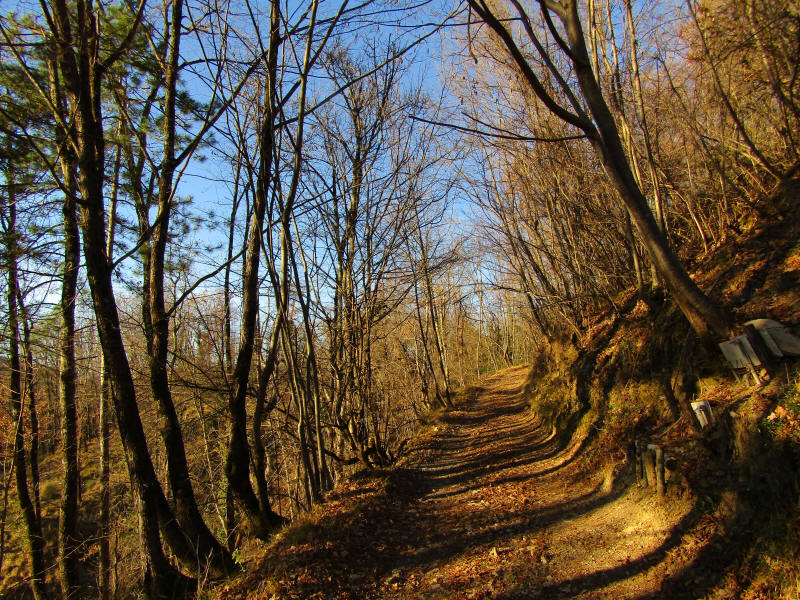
[
  {"x1": 643, "y1": 444, "x2": 656, "y2": 488},
  {"x1": 635, "y1": 440, "x2": 645, "y2": 486},
  {"x1": 654, "y1": 445, "x2": 665, "y2": 497}
]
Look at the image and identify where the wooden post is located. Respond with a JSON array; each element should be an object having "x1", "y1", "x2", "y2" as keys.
[
  {"x1": 643, "y1": 444, "x2": 655, "y2": 488},
  {"x1": 652, "y1": 445, "x2": 665, "y2": 497},
  {"x1": 635, "y1": 440, "x2": 645, "y2": 487}
]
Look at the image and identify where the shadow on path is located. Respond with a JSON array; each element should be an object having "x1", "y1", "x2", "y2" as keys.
[{"x1": 248, "y1": 365, "x2": 756, "y2": 600}]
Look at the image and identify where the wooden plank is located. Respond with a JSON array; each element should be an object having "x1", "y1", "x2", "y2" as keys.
[
  {"x1": 718, "y1": 335, "x2": 761, "y2": 369},
  {"x1": 745, "y1": 325, "x2": 775, "y2": 377}
]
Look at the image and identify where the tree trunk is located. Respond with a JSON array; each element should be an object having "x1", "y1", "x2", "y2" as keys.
[
  {"x1": 4, "y1": 181, "x2": 49, "y2": 600},
  {"x1": 47, "y1": 41, "x2": 83, "y2": 598},
  {"x1": 287, "y1": 230, "x2": 330, "y2": 495},
  {"x1": 469, "y1": 0, "x2": 732, "y2": 344},
  {"x1": 99, "y1": 364, "x2": 113, "y2": 600},
  {"x1": 99, "y1": 145, "x2": 120, "y2": 600},
  {"x1": 48, "y1": 0, "x2": 199, "y2": 587},
  {"x1": 19, "y1": 297, "x2": 41, "y2": 521},
  {"x1": 252, "y1": 319, "x2": 284, "y2": 515},
  {"x1": 226, "y1": 0, "x2": 285, "y2": 537},
  {"x1": 58, "y1": 168, "x2": 81, "y2": 600},
  {"x1": 145, "y1": 0, "x2": 234, "y2": 576},
  {"x1": 0, "y1": 454, "x2": 13, "y2": 577},
  {"x1": 82, "y1": 196, "x2": 196, "y2": 595}
]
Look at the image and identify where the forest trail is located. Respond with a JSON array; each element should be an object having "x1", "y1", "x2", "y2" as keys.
[{"x1": 230, "y1": 365, "x2": 709, "y2": 600}]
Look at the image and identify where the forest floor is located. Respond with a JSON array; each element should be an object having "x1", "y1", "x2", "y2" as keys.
[{"x1": 219, "y1": 364, "x2": 752, "y2": 600}]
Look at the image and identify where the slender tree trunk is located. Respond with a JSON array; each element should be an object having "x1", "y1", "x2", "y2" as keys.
[
  {"x1": 622, "y1": 209, "x2": 644, "y2": 292},
  {"x1": 19, "y1": 297, "x2": 41, "y2": 520},
  {"x1": 98, "y1": 365, "x2": 113, "y2": 600},
  {"x1": 223, "y1": 159, "x2": 243, "y2": 376},
  {"x1": 226, "y1": 0, "x2": 283, "y2": 536},
  {"x1": 225, "y1": 487, "x2": 236, "y2": 552},
  {"x1": 0, "y1": 454, "x2": 13, "y2": 576},
  {"x1": 412, "y1": 224, "x2": 451, "y2": 408},
  {"x1": 413, "y1": 279, "x2": 446, "y2": 409},
  {"x1": 287, "y1": 225, "x2": 329, "y2": 495},
  {"x1": 80, "y1": 154, "x2": 195, "y2": 598},
  {"x1": 145, "y1": 0, "x2": 234, "y2": 576},
  {"x1": 47, "y1": 40, "x2": 82, "y2": 599},
  {"x1": 99, "y1": 143, "x2": 120, "y2": 600},
  {"x1": 4, "y1": 179, "x2": 49, "y2": 600},
  {"x1": 58, "y1": 165, "x2": 81, "y2": 600},
  {"x1": 228, "y1": 0, "x2": 322, "y2": 528},
  {"x1": 252, "y1": 321, "x2": 282, "y2": 516}
]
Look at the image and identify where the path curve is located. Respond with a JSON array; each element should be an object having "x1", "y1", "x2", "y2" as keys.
[{"x1": 233, "y1": 365, "x2": 703, "y2": 600}]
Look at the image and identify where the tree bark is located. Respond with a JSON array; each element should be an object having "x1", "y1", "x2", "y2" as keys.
[
  {"x1": 19, "y1": 296, "x2": 41, "y2": 521},
  {"x1": 99, "y1": 142, "x2": 121, "y2": 600},
  {"x1": 252, "y1": 321, "x2": 282, "y2": 516},
  {"x1": 46, "y1": 38, "x2": 83, "y2": 598},
  {"x1": 57, "y1": 150, "x2": 81, "y2": 600}
]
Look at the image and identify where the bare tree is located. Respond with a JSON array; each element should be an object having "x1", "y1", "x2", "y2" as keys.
[{"x1": 465, "y1": 0, "x2": 731, "y2": 342}]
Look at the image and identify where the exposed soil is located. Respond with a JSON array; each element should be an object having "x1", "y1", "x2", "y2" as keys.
[{"x1": 221, "y1": 365, "x2": 754, "y2": 600}]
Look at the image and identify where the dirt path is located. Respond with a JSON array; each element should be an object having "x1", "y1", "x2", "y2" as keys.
[{"x1": 231, "y1": 365, "x2": 724, "y2": 600}]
